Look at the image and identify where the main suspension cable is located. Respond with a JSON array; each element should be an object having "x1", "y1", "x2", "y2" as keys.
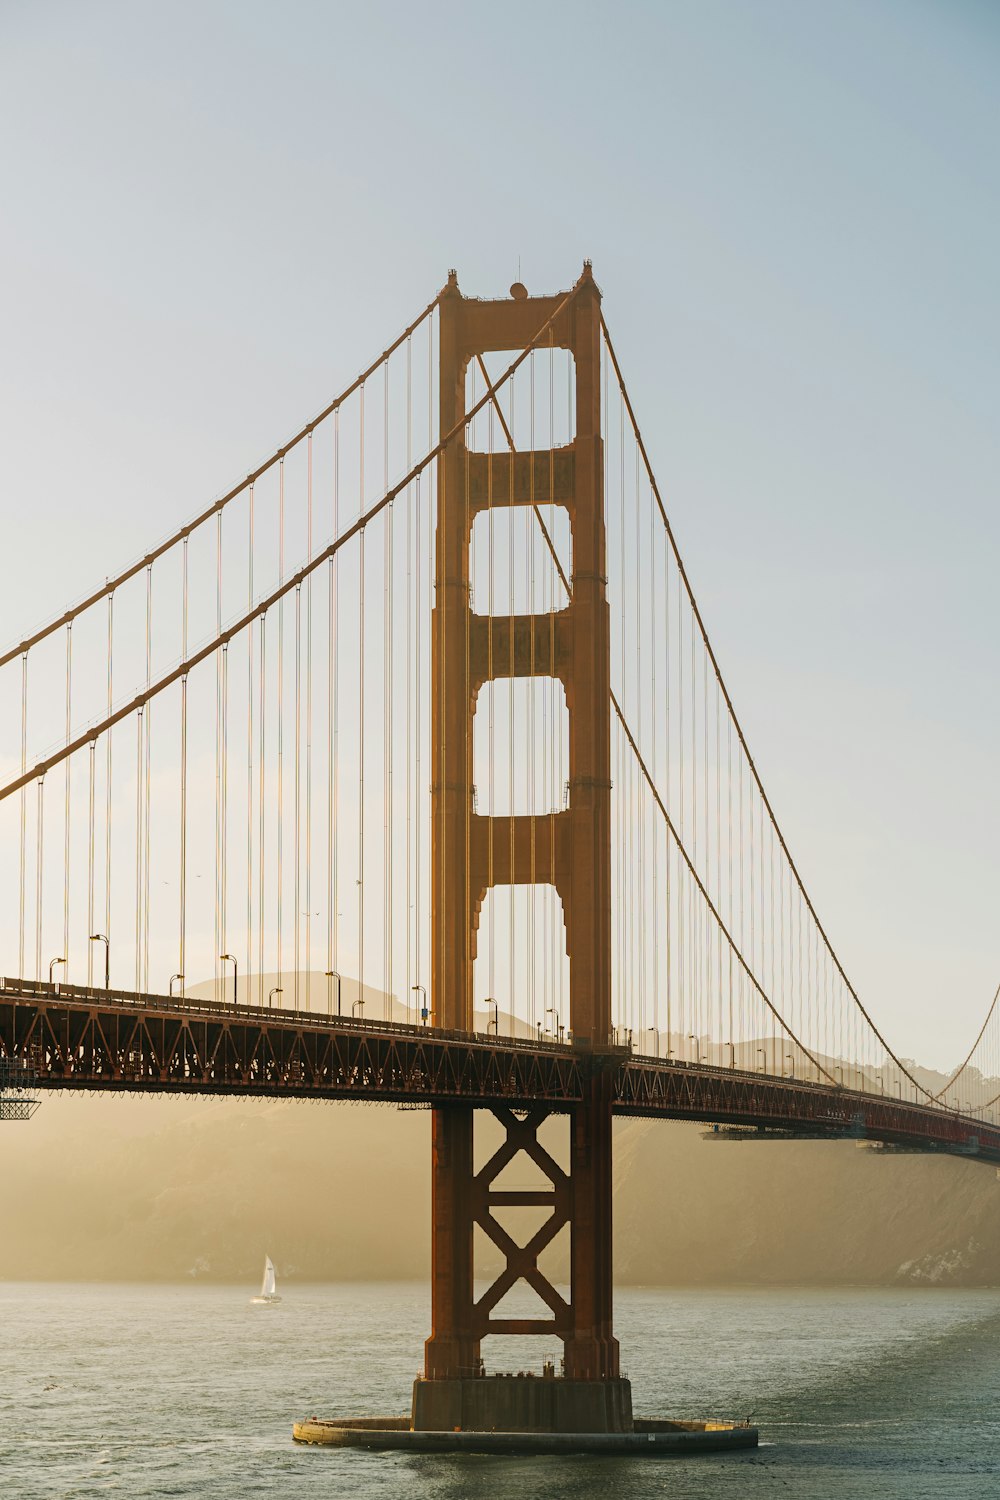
[
  {"x1": 0, "y1": 295, "x2": 442, "y2": 669},
  {"x1": 600, "y1": 312, "x2": 937, "y2": 1104}
]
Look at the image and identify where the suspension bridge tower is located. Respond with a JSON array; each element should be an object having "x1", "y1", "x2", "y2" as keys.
[{"x1": 414, "y1": 262, "x2": 631, "y2": 1434}]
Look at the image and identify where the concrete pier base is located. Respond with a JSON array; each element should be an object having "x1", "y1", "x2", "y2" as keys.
[
  {"x1": 411, "y1": 1374, "x2": 633, "y2": 1433},
  {"x1": 293, "y1": 1374, "x2": 759, "y2": 1456}
]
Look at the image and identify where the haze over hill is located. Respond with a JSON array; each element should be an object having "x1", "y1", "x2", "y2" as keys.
[{"x1": 3, "y1": 1087, "x2": 999, "y2": 1289}]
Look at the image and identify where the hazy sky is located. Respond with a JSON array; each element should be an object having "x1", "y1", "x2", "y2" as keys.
[{"x1": 1, "y1": 0, "x2": 998, "y2": 1064}]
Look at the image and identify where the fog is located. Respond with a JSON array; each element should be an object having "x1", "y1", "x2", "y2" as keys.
[{"x1": 3, "y1": 1089, "x2": 998, "y2": 1290}]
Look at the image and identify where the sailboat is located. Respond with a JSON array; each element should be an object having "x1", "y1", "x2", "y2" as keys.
[{"x1": 250, "y1": 1254, "x2": 281, "y2": 1305}]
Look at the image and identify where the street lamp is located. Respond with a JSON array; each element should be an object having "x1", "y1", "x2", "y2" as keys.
[
  {"x1": 785, "y1": 1053, "x2": 795, "y2": 1079},
  {"x1": 412, "y1": 983, "x2": 428, "y2": 1025},
  {"x1": 757, "y1": 1047, "x2": 766, "y2": 1071},
  {"x1": 268, "y1": 986, "x2": 282, "y2": 1009},
  {"x1": 220, "y1": 948, "x2": 238, "y2": 1008},
  {"x1": 689, "y1": 1033, "x2": 698, "y2": 1063},
  {"x1": 726, "y1": 1041, "x2": 735, "y2": 1069},
  {"x1": 352, "y1": 995, "x2": 365, "y2": 1018},
  {"x1": 325, "y1": 970, "x2": 342, "y2": 1016},
  {"x1": 647, "y1": 1026, "x2": 659, "y2": 1057},
  {"x1": 485, "y1": 998, "x2": 499, "y2": 1035},
  {"x1": 545, "y1": 1006, "x2": 559, "y2": 1038},
  {"x1": 169, "y1": 973, "x2": 184, "y2": 998},
  {"x1": 89, "y1": 934, "x2": 109, "y2": 989},
  {"x1": 49, "y1": 956, "x2": 66, "y2": 991}
]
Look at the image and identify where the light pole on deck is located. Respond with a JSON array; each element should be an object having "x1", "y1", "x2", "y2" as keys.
[
  {"x1": 90, "y1": 934, "x2": 109, "y2": 989},
  {"x1": 220, "y1": 954, "x2": 237, "y2": 1008},
  {"x1": 325, "y1": 970, "x2": 342, "y2": 1016}
]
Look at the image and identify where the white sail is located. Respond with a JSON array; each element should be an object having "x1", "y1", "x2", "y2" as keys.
[{"x1": 261, "y1": 1256, "x2": 276, "y2": 1299}]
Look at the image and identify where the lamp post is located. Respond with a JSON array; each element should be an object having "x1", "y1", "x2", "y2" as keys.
[
  {"x1": 268, "y1": 986, "x2": 282, "y2": 1009},
  {"x1": 647, "y1": 1026, "x2": 659, "y2": 1057},
  {"x1": 757, "y1": 1046, "x2": 766, "y2": 1072},
  {"x1": 220, "y1": 954, "x2": 237, "y2": 1008},
  {"x1": 689, "y1": 1034, "x2": 699, "y2": 1064},
  {"x1": 485, "y1": 997, "x2": 499, "y2": 1036},
  {"x1": 352, "y1": 995, "x2": 365, "y2": 1018},
  {"x1": 169, "y1": 973, "x2": 184, "y2": 998},
  {"x1": 325, "y1": 970, "x2": 342, "y2": 1016},
  {"x1": 412, "y1": 983, "x2": 428, "y2": 1025},
  {"x1": 49, "y1": 956, "x2": 66, "y2": 992},
  {"x1": 726, "y1": 1041, "x2": 735, "y2": 1069},
  {"x1": 545, "y1": 1006, "x2": 559, "y2": 1038},
  {"x1": 89, "y1": 933, "x2": 109, "y2": 989},
  {"x1": 785, "y1": 1053, "x2": 795, "y2": 1079}
]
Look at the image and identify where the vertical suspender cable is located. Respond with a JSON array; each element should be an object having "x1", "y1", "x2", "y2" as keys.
[
  {"x1": 105, "y1": 594, "x2": 114, "y2": 975},
  {"x1": 63, "y1": 623, "x2": 72, "y2": 977},
  {"x1": 180, "y1": 537, "x2": 189, "y2": 996},
  {"x1": 306, "y1": 433, "x2": 314, "y2": 1010},
  {"x1": 405, "y1": 337, "x2": 412, "y2": 1015},
  {"x1": 635, "y1": 440, "x2": 645, "y2": 1039},
  {"x1": 35, "y1": 776, "x2": 44, "y2": 981},
  {"x1": 144, "y1": 566, "x2": 153, "y2": 990},
  {"x1": 135, "y1": 708, "x2": 143, "y2": 992},
  {"x1": 385, "y1": 361, "x2": 392, "y2": 1019},
  {"x1": 507, "y1": 376, "x2": 514, "y2": 1034},
  {"x1": 294, "y1": 581, "x2": 301, "y2": 1009},
  {"x1": 19, "y1": 653, "x2": 27, "y2": 980},
  {"x1": 330, "y1": 410, "x2": 340, "y2": 1000},
  {"x1": 358, "y1": 386, "x2": 365, "y2": 1013},
  {"x1": 247, "y1": 485, "x2": 255, "y2": 1004},
  {"x1": 277, "y1": 457, "x2": 285, "y2": 997},
  {"x1": 650, "y1": 472, "x2": 658, "y2": 1050},
  {"x1": 486, "y1": 361, "x2": 495, "y2": 1020},
  {"x1": 215, "y1": 517, "x2": 223, "y2": 997},
  {"x1": 528, "y1": 355, "x2": 537, "y2": 1034},
  {"x1": 258, "y1": 613, "x2": 266, "y2": 1005},
  {"x1": 716, "y1": 676, "x2": 722, "y2": 1048},
  {"x1": 87, "y1": 739, "x2": 95, "y2": 985}
]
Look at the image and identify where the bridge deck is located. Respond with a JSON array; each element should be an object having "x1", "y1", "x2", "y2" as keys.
[{"x1": 1, "y1": 978, "x2": 996, "y2": 1165}]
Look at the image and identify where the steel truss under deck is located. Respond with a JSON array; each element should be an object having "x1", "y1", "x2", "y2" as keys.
[{"x1": 2, "y1": 979, "x2": 996, "y2": 1165}]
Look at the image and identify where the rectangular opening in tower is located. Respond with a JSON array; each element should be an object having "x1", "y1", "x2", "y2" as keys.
[
  {"x1": 465, "y1": 348, "x2": 576, "y2": 453},
  {"x1": 472, "y1": 883, "x2": 569, "y2": 1040},
  {"x1": 473, "y1": 677, "x2": 569, "y2": 818},
  {"x1": 469, "y1": 505, "x2": 572, "y2": 616}
]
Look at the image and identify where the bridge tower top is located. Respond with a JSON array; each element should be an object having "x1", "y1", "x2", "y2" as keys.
[{"x1": 431, "y1": 262, "x2": 611, "y2": 1047}]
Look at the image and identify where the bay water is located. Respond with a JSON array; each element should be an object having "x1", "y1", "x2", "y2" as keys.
[{"x1": 3, "y1": 1281, "x2": 999, "y2": 1499}]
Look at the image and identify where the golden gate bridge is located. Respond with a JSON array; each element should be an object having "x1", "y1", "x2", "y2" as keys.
[{"x1": 1, "y1": 264, "x2": 998, "y2": 1448}]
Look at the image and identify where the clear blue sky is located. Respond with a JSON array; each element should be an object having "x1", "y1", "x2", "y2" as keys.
[{"x1": 0, "y1": 0, "x2": 997, "y2": 1062}]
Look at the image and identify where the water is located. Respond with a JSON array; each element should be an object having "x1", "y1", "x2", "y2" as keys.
[{"x1": 4, "y1": 1281, "x2": 1000, "y2": 1499}]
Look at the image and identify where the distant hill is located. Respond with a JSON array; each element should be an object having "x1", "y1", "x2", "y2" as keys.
[{"x1": 3, "y1": 1090, "x2": 999, "y2": 1287}]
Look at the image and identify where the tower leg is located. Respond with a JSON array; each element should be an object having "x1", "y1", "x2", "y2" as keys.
[
  {"x1": 565, "y1": 1070, "x2": 619, "y2": 1379},
  {"x1": 424, "y1": 1106, "x2": 480, "y2": 1380}
]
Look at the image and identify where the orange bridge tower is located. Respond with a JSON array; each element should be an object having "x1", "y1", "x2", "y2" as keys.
[{"x1": 416, "y1": 263, "x2": 629, "y2": 1434}]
